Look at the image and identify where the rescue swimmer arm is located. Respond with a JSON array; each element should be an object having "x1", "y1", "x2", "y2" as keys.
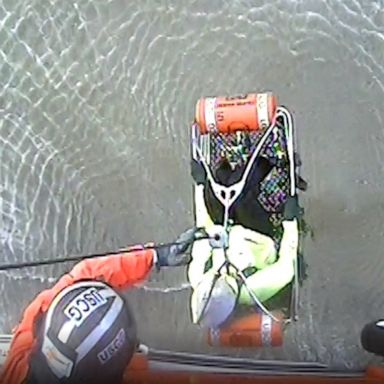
[
  {"x1": 238, "y1": 220, "x2": 299, "y2": 305},
  {"x1": 71, "y1": 226, "x2": 201, "y2": 289},
  {"x1": 69, "y1": 249, "x2": 155, "y2": 290}
]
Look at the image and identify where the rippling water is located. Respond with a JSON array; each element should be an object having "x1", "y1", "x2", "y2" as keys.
[{"x1": 1, "y1": 0, "x2": 384, "y2": 369}]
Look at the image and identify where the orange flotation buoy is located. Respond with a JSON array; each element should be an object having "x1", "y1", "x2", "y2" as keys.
[
  {"x1": 206, "y1": 312, "x2": 283, "y2": 348},
  {"x1": 195, "y1": 93, "x2": 277, "y2": 135}
]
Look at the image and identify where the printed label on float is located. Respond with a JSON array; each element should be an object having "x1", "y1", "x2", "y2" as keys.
[
  {"x1": 257, "y1": 93, "x2": 269, "y2": 129},
  {"x1": 261, "y1": 313, "x2": 272, "y2": 346},
  {"x1": 204, "y1": 97, "x2": 217, "y2": 132}
]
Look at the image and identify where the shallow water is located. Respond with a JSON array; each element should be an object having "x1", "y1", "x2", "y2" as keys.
[{"x1": 1, "y1": 0, "x2": 384, "y2": 369}]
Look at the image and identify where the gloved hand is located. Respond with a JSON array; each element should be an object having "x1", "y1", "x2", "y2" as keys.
[
  {"x1": 283, "y1": 195, "x2": 300, "y2": 221},
  {"x1": 155, "y1": 227, "x2": 206, "y2": 268}
]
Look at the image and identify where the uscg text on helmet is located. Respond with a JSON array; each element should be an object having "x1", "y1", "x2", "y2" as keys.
[
  {"x1": 64, "y1": 288, "x2": 107, "y2": 327},
  {"x1": 97, "y1": 328, "x2": 126, "y2": 365}
]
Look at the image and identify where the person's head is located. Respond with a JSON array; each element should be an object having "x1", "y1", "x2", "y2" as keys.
[
  {"x1": 191, "y1": 272, "x2": 239, "y2": 329},
  {"x1": 361, "y1": 320, "x2": 384, "y2": 357},
  {"x1": 30, "y1": 281, "x2": 137, "y2": 384}
]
